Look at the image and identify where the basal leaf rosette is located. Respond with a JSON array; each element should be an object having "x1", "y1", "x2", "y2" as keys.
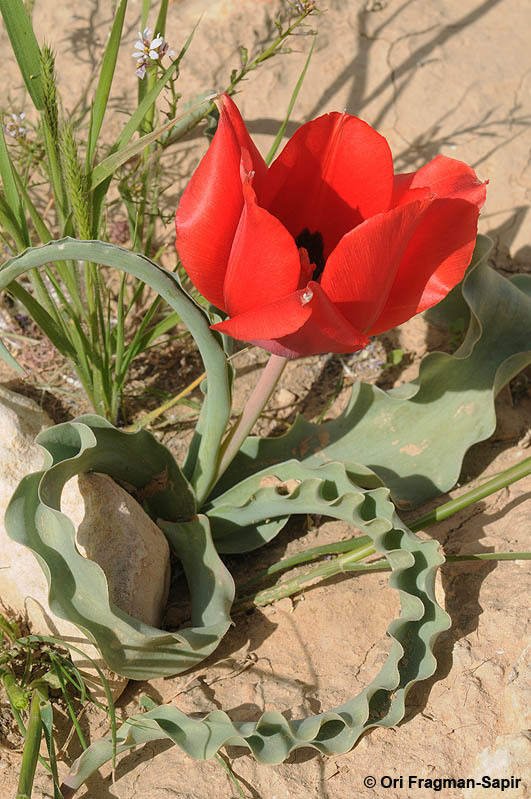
[
  {"x1": 5, "y1": 415, "x2": 234, "y2": 680},
  {"x1": 61, "y1": 474, "x2": 450, "y2": 794}
]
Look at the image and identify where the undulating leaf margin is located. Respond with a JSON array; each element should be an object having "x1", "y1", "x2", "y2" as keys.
[
  {"x1": 5, "y1": 416, "x2": 234, "y2": 679},
  {"x1": 60, "y1": 502, "x2": 450, "y2": 794},
  {"x1": 205, "y1": 458, "x2": 384, "y2": 553},
  {"x1": 215, "y1": 235, "x2": 531, "y2": 507}
]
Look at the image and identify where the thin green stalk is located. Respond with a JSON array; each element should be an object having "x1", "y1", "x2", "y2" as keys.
[
  {"x1": 410, "y1": 456, "x2": 531, "y2": 531},
  {"x1": 236, "y1": 542, "x2": 376, "y2": 612},
  {"x1": 234, "y1": 551, "x2": 531, "y2": 614},
  {"x1": 215, "y1": 753, "x2": 245, "y2": 798},
  {"x1": 240, "y1": 535, "x2": 372, "y2": 590},
  {"x1": 141, "y1": 63, "x2": 158, "y2": 137},
  {"x1": 215, "y1": 354, "x2": 288, "y2": 482},
  {"x1": 226, "y1": 6, "x2": 316, "y2": 98},
  {"x1": 266, "y1": 36, "x2": 315, "y2": 165},
  {"x1": 16, "y1": 689, "x2": 44, "y2": 799},
  {"x1": 243, "y1": 456, "x2": 531, "y2": 585}
]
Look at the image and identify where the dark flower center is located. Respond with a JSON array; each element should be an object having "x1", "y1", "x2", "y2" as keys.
[{"x1": 296, "y1": 229, "x2": 325, "y2": 281}]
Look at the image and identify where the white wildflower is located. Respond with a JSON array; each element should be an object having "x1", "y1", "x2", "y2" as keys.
[
  {"x1": 132, "y1": 27, "x2": 175, "y2": 79},
  {"x1": 4, "y1": 112, "x2": 27, "y2": 139}
]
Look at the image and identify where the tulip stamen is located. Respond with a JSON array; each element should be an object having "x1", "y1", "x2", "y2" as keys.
[{"x1": 296, "y1": 228, "x2": 325, "y2": 281}]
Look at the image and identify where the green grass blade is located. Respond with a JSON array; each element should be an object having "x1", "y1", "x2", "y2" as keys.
[
  {"x1": 39, "y1": 700, "x2": 63, "y2": 799},
  {"x1": 90, "y1": 114, "x2": 182, "y2": 190},
  {"x1": 0, "y1": 238, "x2": 232, "y2": 501},
  {"x1": 8, "y1": 281, "x2": 77, "y2": 359},
  {"x1": 86, "y1": 0, "x2": 128, "y2": 165},
  {"x1": 0, "y1": 191, "x2": 26, "y2": 249},
  {"x1": 90, "y1": 24, "x2": 201, "y2": 235},
  {"x1": 16, "y1": 690, "x2": 43, "y2": 799},
  {"x1": 49, "y1": 656, "x2": 87, "y2": 749},
  {"x1": 266, "y1": 37, "x2": 315, "y2": 166},
  {"x1": 154, "y1": 0, "x2": 168, "y2": 37},
  {"x1": 0, "y1": 334, "x2": 25, "y2": 374},
  {"x1": 2, "y1": 669, "x2": 28, "y2": 710},
  {"x1": 129, "y1": 310, "x2": 180, "y2": 353},
  {"x1": 113, "y1": 273, "x2": 126, "y2": 384},
  {"x1": 0, "y1": 0, "x2": 44, "y2": 110},
  {"x1": 0, "y1": 123, "x2": 29, "y2": 245},
  {"x1": 13, "y1": 170, "x2": 53, "y2": 243},
  {"x1": 141, "y1": 0, "x2": 150, "y2": 28}
]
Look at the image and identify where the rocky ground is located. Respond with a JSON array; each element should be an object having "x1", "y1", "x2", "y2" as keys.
[{"x1": 0, "y1": 0, "x2": 530, "y2": 797}]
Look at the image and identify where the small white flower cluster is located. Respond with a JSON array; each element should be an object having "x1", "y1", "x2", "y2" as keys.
[
  {"x1": 132, "y1": 27, "x2": 174, "y2": 79},
  {"x1": 293, "y1": 0, "x2": 317, "y2": 12},
  {"x1": 4, "y1": 112, "x2": 27, "y2": 139}
]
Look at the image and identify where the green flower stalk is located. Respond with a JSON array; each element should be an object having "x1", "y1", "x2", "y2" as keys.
[
  {"x1": 40, "y1": 44, "x2": 59, "y2": 143},
  {"x1": 39, "y1": 43, "x2": 68, "y2": 226},
  {"x1": 59, "y1": 123, "x2": 91, "y2": 240}
]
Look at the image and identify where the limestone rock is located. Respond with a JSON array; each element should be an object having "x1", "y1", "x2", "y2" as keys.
[
  {"x1": 63, "y1": 472, "x2": 171, "y2": 629},
  {"x1": 0, "y1": 387, "x2": 171, "y2": 698},
  {"x1": 504, "y1": 644, "x2": 531, "y2": 732},
  {"x1": 464, "y1": 733, "x2": 531, "y2": 799}
]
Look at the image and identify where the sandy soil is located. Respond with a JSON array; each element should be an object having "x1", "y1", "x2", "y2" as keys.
[{"x1": 1, "y1": 1, "x2": 530, "y2": 797}]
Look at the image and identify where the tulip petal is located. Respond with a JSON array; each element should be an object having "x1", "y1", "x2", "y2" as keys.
[
  {"x1": 175, "y1": 94, "x2": 267, "y2": 310},
  {"x1": 212, "y1": 281, "x2": 368, "y2": 358},
  {"x1": 392, "y1": 155, "x2": 486, "y2": 210},
  {"x1": 212, "y1": 289, "x2": 311, "y2": 342},
  {"x1": 367, "y1": 198, "x2": 480, "y2": 335},
  {"x1": 216, "y1": 94, "x2": 268, "y2": 192},
  {"x1": 262, "y1": 112, "x2": 394, "y2": 259},
  {"x1": 320, "y1": 199, "x2": 431, "y2": 333},
  {"x1": 223, "y1": 183, "x2": 301, "y2": 317}
]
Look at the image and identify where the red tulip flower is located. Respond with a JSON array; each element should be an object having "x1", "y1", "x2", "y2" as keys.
[{"x1": 175, "y1": 94, "x2": 486, "y2": 358}]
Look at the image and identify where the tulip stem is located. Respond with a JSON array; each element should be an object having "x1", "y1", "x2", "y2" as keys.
[{"x1": 214, "y1": 354, "x2": 288, "y2": 484}]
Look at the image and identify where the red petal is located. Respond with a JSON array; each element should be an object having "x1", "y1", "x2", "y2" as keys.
[
  {"x1": 223, "y1": 182, "x2": 301, "y2": 316},
  {"x1": 212, "y1": 281, "x2": 368, "y2": 358},
  {"x1": 367, "y1": 198, "x2": 480, "y2": 335},
  {"x1": 261, "y1": 112, "x2": 394, "y2": 259},
  {"x1": 216, "y1": 94, "x2": 268, "y2": 194},
  {"x1": 212, "y1": 289, "x2": 311, "y2": 342},
  {"x1": 392, "y1": 155, "x2": 486, "y2": 210},
  {"x1": 175, "y1": 95, "x2": 267, "y2": 310},
  {"x1": 320, "y1": 200, "x2": 431, "y2": 333}
]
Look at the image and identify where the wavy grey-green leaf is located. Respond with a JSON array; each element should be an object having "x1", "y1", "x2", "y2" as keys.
[
  {"x1": 61, "y1": 508, "x2": 449, "y2": 794},
  {"x1": 206, "y1": 459, "x2": 385, "y2": 553},
  {"x1": 5, "y1": 417, "x2": 234, "y2": 679}
]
